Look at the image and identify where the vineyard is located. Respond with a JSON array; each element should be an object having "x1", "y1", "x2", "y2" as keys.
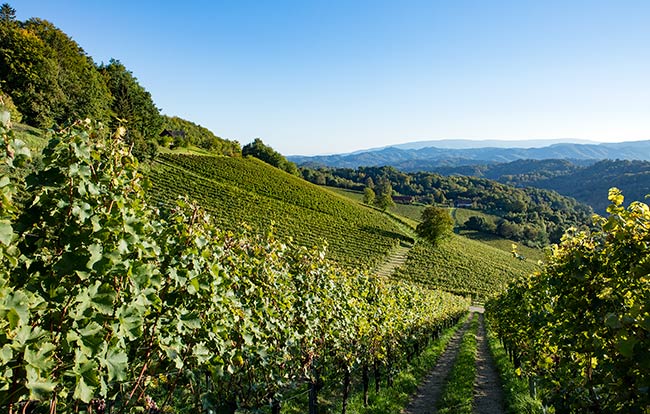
[
  {"x1": 393, "y1": 235, "x2": 538, "y2": 300},
  {"x1": 146, "y1": 154, "x2": 412, "y2": 270},
  {"x1": 487, "y1": 189, "x2": 650, "y2": 412},
  {"x1": 0, "y1": 121, "x2": 473, "y2": 413}
]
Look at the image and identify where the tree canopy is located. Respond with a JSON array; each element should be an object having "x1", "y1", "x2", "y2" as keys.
[
  {"x1": 0, "y1": 15, "x2": 112, "y2": 128},
  {"x1": 242, "y1": 138, "x2": 299, "y2": 175},
  {"x1": 161, "y1": 115, "x2": 240, "y2": 156},
  {"x1": 416, "y1": 205, "x2": 454, "y2": 245}
]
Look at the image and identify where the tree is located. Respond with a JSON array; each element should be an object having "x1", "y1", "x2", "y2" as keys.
[
  {"x1": 374, "y1": 178, "x2": 394, "y2": 210},
  {"x1": 99, "y1": 59, "x2": 162, "y2": 159},
  {"x1": 242, "y1": 138, "x2": 299, "y2": 176},
  {"x1": 464, "y1": 215, "x2": 495, "y2": 233},
  {"x1": 0, "y1": 3, "x2": 15, "y2": 23},
  {"x1": 0, "y1": 21, "x2": 62, "y2": 127},
  {"x1": 416, "y1": 205, "x2": 454, "y2": 245},
  {"x1": 362, "y1": 187, "x2": 375, "y2": 205}
]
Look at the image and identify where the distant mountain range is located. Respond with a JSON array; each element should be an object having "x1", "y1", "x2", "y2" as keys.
[
  {"x1": 289, "y1": 140, "x2": 650, "y2": 169},
  {"x1": 356, "y1": 138, "x2": 599, "y2": 151}
]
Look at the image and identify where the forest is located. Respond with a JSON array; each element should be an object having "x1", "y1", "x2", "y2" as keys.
[{"x1": 301, "y1": 165, "x2": 593, "y2": 246}]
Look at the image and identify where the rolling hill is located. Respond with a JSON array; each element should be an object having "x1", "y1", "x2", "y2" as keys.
[
  {"x1": 145, "y1": 153, "x2": 536, "y2": 299},
  {"x1": 146, "y1": 153, "x2": 412, "y2": 271},
  {"x1": 289, "y1": 140, "x2": 650, "y2": 169}
]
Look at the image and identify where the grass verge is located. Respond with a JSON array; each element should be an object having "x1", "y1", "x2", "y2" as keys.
[
  {"x1": 437, "y1": 312, "x2": 479, "y2": 414},
  {"x1": 485, "y1": 320, "x2": 543, "y2": 414}
]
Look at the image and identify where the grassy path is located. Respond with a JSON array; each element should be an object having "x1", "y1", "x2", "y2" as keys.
[
  {"x1": 403, "y1": 314, "x2": 472, "y2": 414},
  {"x1": 374, "y1": 242, "x2": 412, "y2": 278},
  {"x1": 473, "y1": 312, "x2": 505, "y2": 414},
  {"x1": 405, "y1": 309, "x2": 506, "y2": 414}
]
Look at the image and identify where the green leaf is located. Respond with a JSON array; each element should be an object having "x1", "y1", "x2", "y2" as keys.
[
  {"x1": 24, "y1": 342, "x2": 56, "y2": 371},
  {"x1": 86, "y1": 243, "x2": 103, "y2": 270},
  {"x1": 72, "y1": 350, "x2": 100, "y2": 402},
  {"x1": 0, "y1": 345, "x2": 12, "y2": 364},
  {"x1": 617, "y1": 337, "x2": 638, "y2": 358},
  {"x1": 0, "y1": 220, "x2": 13, "y2": 246},
  {"x1": 26, "y1": 366, "x2": 56, "y2": 400},
  {"x1": 103, "y1": 348, "x2": 128, "y2": 382}
]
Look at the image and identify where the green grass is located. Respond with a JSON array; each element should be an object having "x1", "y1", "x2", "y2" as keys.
[
  {"x1": 394, "y1": 235, "x2": 538, "y2": 301},
  {"x1": 437, "y1": 313, "x2": 479, "y2": 414},
  {"x1": 147, "y1": 154, "x2": 411, "y2": 270},
  {"x1": 485, "y1": 320, "x2": 544, "y2": 414},
  {"x1": 459, "y1": 230, "x2": 546, "y2": 263},
  {"x1": 451, "y1": 207, "x2": 500, "y2": 228}
]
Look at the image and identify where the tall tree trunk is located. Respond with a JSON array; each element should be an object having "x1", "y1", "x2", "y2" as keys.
[
  {"x1": 341, "y1": 366, "x2": 351, "y2": 414},
  {"x1": 374, "y1": 360, "x2": 381, "y2": 394},
  {"x1": 271, "y1": 397, "x2": 281, "y2": 414},
  {"x1": 362, "y1": 363, "x2": 370, "y2": 407}
]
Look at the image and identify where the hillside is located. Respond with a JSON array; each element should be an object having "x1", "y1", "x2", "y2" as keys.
[
  {"x1": 500, "y1": 159, "x2": 650, "y2": 213},
  {"x1": 394, "y1": 236, "x2": 538, "y2": 301},
  {"x1": 146, "y1": 153, "x2": 412, "y2": 270}
]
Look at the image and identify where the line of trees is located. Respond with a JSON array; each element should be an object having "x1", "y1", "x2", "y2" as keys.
[
  {"x1": 301, "y1": 165, "x2": 593, "y2": 247},
  {"x1": 0, "y1": 3, "x2": 240, "y2": 160}
]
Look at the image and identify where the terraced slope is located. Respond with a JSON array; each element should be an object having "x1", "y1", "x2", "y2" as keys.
[
  {"x1": 147, "y1": 153, "x2": 411, "y2": 269},
  {"x1": 394, "y1": 235, "x2": 537, "y2": 300}
]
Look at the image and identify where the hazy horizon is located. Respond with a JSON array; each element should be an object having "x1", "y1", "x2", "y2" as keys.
[{"x1": 15, "y1": 0, "x2": 650, "y2": 155}]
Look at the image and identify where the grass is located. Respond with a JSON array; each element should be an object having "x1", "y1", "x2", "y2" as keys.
[
  {"x1": 485, "y1": 320, "x2": 544, "y2": 414},
  {"x1": 437, "y1": 313, "x2": 479, "y2": 414},
  {"x1": 459, "y1": 230, "x2": 546, "y2": 263},
  {"x1": 394, "y1": 235, "x2": 538, "y2": 301}
]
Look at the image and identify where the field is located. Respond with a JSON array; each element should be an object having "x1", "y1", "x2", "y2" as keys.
[
  {"x1": 147, "y1": 154, "x2": 412, "y2": 270},
  {"x1": 394, "y1": 234, "x2": 538, "y2": 301}
]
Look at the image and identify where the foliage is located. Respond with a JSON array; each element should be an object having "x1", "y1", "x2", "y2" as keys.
[
  {"x1": 242, "y1": 138, "x2": 298, "y2": 175},
  {"x1": 464, "y1": 215, "x2": 496, "y2": 233},
  {"x1": 487, "y1": 188, "x2": 650, "y2": 413},
  {"x1": 0, "y1": 120, "x2": 470, "y2": 412},
  {"x1": 374, "y1": 178, "x2": 394, "y2": 210},
  {"x1": 0, "y1": 3, "x2": 15, "y2": 23},
  {"x1": 506, "y1": 159, "x2": 650, "y2": 214},
  {"x1": 161, "y1": 115, "x2": 240, "y2": 156},
  {"x1": 363, "y1": 186, "x2": 376, "y2": 205},
  {"x1": 416, "y1": 205, "x2": 454, "y2": 245},
  {"x1": 301, "y1": 165, "x2": 592, "y2": 246},
  {"x1": 99, "y1": 59, "x2": 162, "y2": 159},
  {"x1": 0, "y1": 14, "x2": 111, "y2": 128},
  {"x1": 394, "y1": 235, "x2": 537, "y2": 300},
  {"x1": 0, "y1": 88, "x2": 21, "y2": 123},
  {"x1": 23, "y1": 18, "x2": 112, "y2": 124},
  {"x1": 148, "y1": 153, "x2": 411, "y2": 270}
]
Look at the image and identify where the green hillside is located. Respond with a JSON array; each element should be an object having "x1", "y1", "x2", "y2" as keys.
[
  {"x1": 394, "y1": 235, "x2": 538, "y2": 301},
  {"x1": 147, "y1": 153, "x2": 412, "y2": 270}
]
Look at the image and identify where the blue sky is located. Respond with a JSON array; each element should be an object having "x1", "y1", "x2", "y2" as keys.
[{"x1": 14, "y1": 0, "x2": 650, "y2": 155}]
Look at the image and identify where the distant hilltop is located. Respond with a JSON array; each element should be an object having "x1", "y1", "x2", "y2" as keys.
[{"x1": 289, "y1": 139, "x2": 650, "y2": 169}]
